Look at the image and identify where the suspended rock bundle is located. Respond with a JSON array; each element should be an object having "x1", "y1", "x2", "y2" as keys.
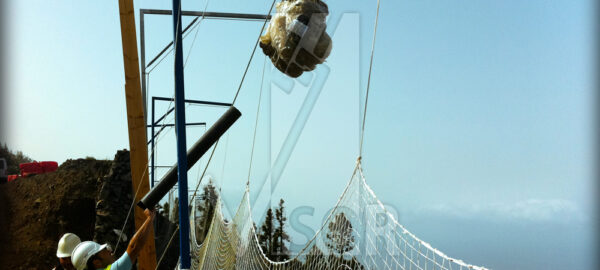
[{"x1": 260, "y1": 0, "x2": 333, "y2": 78}]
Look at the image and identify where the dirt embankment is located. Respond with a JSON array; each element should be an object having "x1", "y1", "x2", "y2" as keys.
[
  {"x1": 0, "y1": 151, "x2": 179, "y2": 270},
  {"x1": 0, "y1": 157, "x2": 111, "y2": 269}
]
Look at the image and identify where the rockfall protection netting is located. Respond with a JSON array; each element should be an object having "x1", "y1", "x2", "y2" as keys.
[{"x1": 186, "y1": 161, "x2": 488, "y2": 270}]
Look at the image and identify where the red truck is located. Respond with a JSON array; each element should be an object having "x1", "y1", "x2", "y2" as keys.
[{"x1": 7, "y1": 161, "x2": 58, "y2": 182}]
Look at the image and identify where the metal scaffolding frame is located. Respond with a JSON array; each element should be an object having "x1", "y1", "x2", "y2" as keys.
[
  {"x1": 139, "y1": 9, "x2": 270, "y2": 122},
  {"x1": 139, "y1": 9, "x2": 269, "y2": 268}
]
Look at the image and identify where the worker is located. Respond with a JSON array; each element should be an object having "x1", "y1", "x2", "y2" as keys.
[
  {"x1": 71, "y1": 208, "x2": 155, "y2": 270},
  {"x1": 54, "y1": 233, "x2": 81, "y2": 270}
]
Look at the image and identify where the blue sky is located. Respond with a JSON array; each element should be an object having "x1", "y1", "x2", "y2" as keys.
[{"x1": 3, "y1": 1, "x2": 596, "y2": 269}]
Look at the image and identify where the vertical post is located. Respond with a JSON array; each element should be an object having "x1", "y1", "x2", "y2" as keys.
[
  {"x1": 140, "y1": 10, "x2": 147, "y2": 122},
  {"x1": 117, "y1": 0, "x2": 158, "y2": 269},
  {"x1": 150, "y1": 97, "x2": 156, "y2": 188},
  {"x1": 171, "y1": 0, "x2": 191, "y2": 269}
]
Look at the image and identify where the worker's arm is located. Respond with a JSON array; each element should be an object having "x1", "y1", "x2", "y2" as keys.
[{"x1": 126, "y1": 208, "x2": 156, "y2": 260}]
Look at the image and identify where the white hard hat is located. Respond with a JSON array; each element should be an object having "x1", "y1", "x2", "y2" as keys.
[
  {"x1": 71, "y1": 241, "x2": 107, "y2": 270},
  {"x1": 56, "y1": 233, "x2": 81, "y2": 258}
]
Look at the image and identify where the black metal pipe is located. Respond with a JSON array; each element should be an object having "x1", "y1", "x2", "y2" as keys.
[
  {"x1": 153, "y1": 96, "x2": 232, "y2": 107},
  {"x1": 153, "y1": 107, "x2": 175, "y2": 126},
  {"x1": 138, "y1": 106, "x2": 242, "y2": 209},
  {"x1": 146, "y1": 122, "x2": 206, "y2": 128}
]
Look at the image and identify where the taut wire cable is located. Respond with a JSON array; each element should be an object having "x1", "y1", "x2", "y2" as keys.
[
  {"x1": 246, "y1": 56, "x2": 268, "y2": 187},
  {"x1": 359, "y1": 0, "x2": 381, "y2": 158}
]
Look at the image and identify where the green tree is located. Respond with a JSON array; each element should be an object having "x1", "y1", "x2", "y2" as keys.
[
  {"x1": 0, "y1": 144, "x2": 33, "y2": 175},
  {"x1": 196, "y1": 180, "x2": 218, "y2": 243},
  {"x1": 258, "y1": 199, "x2": 291, "y2": 261},
  {"x1": 161, "y1": 202, "x2": 170, "y2": 217},
  {"x1": 325, "y1": 213, "x2": 355, "y2": 256},
  {"x1": 258, "y1": 208, "x2": 275, "y2": 260},
  {"x1": 171, "y1": 197, "x2": 179, "y2": 222},
  {"x1": 273, "y1": 199, "x2": 290, "y2": 261}
]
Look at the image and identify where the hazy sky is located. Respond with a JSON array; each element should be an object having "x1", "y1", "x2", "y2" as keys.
[{"x1": 3, "y1": 1, "x2": 596, "y2": 269}]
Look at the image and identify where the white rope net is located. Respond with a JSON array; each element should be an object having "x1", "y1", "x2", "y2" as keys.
[{"x1": 188, "y1": 161, "x2": 488, "y2": 270}]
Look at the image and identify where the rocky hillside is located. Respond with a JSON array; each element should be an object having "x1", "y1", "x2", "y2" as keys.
[
  {"x1": 0, "y1": 150, "x2": 178, "y2": 269},
  {"x1": 0, "y1": 156, "x2": 111, "y2": 269}
]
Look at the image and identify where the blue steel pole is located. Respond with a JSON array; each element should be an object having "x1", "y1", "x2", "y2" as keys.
[{"x1": 171, "y1": 0, "x2": 191, "y2": 268}]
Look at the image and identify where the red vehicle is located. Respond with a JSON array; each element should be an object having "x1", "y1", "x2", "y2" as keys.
[{"x1": 7, "y1": 161, "x2": 58, "y2": 182}]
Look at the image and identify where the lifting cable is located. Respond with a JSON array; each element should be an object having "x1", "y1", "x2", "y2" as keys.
[
  {"x1": 359, "y1": 0, "x2": 381, "y2": 158},
  {"x1": 156, "y1": 225, "x2": 179, "y2": 269},
  {"x1": 246, "y1": 56, "x2": 268, "y2": 187},
  {"x1": 232, "y1": 0, "x2": 277, "y2": 105},
  {"x1": 218, "y1": 132, "x2": 230, "y2": 193}
]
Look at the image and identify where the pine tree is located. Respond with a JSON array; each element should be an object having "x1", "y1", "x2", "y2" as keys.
[
  {"x1": 325, "y1": 213, "x2": 355, "y2": 256},
  {"x1": 273, "y1": 199, "x2": 290, "y2": 261},
  {"x1": 162, "y1": 202, "x2": 170, "y2": 217},
  {"x1": 171, "y1": 197, "x2": 179, "y2": 222},
  {"x1": 258, "y1": 208, "x2": 275, "y2": 260},
  {"x1": 197, "y1": 180, "x2": 218, "y2": 243}
]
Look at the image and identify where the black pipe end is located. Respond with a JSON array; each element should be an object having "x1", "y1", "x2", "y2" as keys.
[
  {"x1": 137, "y1": 201, "x2": 148, "y2": 210},
  {"x1": 136, "y1": 105, "x2": 242, "y2": 212},
  {"x1": 228, "y1": 106, "x2": 242, "y2": 118}
]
